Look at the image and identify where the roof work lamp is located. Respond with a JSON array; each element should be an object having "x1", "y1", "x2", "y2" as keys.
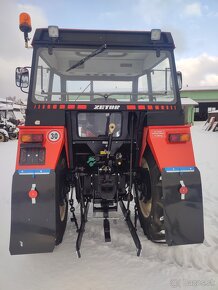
[
  {"x1": 151, "y1": 29, "x2": 161, "y2": 41},
  {"x1": 48, "y1": 26, "x2": 59, "y2": 38}
]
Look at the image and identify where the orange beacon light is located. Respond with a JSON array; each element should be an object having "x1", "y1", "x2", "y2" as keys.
[{"x1": 19, "y1": 12, "x2": 32, "y2": 47}]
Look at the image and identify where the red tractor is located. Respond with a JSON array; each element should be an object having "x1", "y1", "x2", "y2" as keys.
[{"x1": 10, "y1": 13, "x2": 204, "y2": 256}]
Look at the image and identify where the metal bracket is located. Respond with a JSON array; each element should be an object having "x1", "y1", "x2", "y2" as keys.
[
  {"x1": 119, "y1": 200, "x2": 142, "y2": 256},
  {"x1": 76, "y1": 201, "x2": 90, "y2": 258}
]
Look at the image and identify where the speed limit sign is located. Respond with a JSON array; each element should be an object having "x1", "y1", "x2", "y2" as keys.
[{"x1": 48, "y1": 130, "x2": 60, "y2": 142}]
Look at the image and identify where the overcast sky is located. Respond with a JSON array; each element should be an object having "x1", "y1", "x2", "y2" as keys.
[{"x1": 1, "y1": 0, "x2": 218, "y2": 99}]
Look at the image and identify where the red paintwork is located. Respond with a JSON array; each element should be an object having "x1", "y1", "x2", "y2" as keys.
[
  {"x1": 140, "y1": 125, "x2": 196, "y2": 171},
  {"x1": 77, "y1": 104, "x2": 87, "y2": 109},
  {"x1": 127, "y1": 105, "x2": 136, "y2": 110},
  {"x1": 139, "y1": 127, "x2": 148, "y2": 166},
  {"x1": 16, "y1": 126, "x2": 66, "y2": 170}
]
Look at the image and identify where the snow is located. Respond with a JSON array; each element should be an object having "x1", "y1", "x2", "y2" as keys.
[
  {"x1": 181, "y1": 98, "x2": 198, "y2": 106},
  {"x1": 0, "y1": 123, "x2": 218, "y2": 290}
]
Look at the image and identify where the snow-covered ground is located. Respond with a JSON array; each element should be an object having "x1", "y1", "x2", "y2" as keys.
[{"x1": 0, "y1": 122, "x2": 218, "y2": 290}]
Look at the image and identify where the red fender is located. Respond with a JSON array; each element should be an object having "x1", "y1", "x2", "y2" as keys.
[
  {"x1": 16, "y1": 126, "x2": 67, "y2": 170},
  {"x1": 139, "y1": 125, "x2": 196, "y2": 170}
]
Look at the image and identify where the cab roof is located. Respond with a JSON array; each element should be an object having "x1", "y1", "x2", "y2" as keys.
[{"x1": 32, "y1": 28, "x2": 175, "y2": 49}]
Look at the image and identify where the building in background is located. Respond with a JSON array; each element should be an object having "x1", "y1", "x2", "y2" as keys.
[
  {"x1": 181, "y1": 87, "x2": 218, "y2": 121},
  {"x1": 181, "y1": 98, "x2": 198, "y2": 125}
]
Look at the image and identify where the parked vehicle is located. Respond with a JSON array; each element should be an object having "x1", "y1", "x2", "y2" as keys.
[
  {"x1": 13, "y1": 104, "x2": 25, "y2": 125},
  {"x1": 0, "y1": 128, "x2": 9, "y2": 142},
  {"x1": 10, "y1": 13, "x2": 204, "y2": 256},
  {"x1": 0, "y1": 116, "x2": 19, "y2": 140},
  {"x1": 0, "y1": 104, "x2": 25, "y2": 125}
]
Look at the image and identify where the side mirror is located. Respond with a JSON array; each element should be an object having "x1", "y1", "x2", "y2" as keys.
[
  {"x1": 15, "y1": 67, "x2": 29, "y2": 88},
  {"x1": 177, "y1": 71, "x2": 182, "y2": 90}
]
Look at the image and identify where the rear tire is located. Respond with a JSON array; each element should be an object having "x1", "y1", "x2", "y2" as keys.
[
  {"x1": 55, "y1": 154, "x2": 69, "y2": 245},
  {"x1": 56, "y1": 196, "x2": 68, "y2": 245},
  {"x1": 9, "y1": 133, "x2": 18, "y2": 140},
  {"x1": 135, "y1": 148, "x2": 165, "y2": 242},
  {"x1": 0, "y1": 132, "x2": 8, "y2": 142}
]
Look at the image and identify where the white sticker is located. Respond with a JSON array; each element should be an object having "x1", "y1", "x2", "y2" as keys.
[
  {"x1": 151, "y1": 130, "x2": 165, "y2": 138},
  {"x1": 35, "y1": 120, "x2": 40, "y2": 125},
  {"x1": 48, "y1": 131, "x2": 60, "y2": 142}
]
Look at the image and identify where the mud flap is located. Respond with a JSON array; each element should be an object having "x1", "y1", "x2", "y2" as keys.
[
  {"x1": 10, "y1": 170, "x2": 56, "y2": 255},
  {"x1": 162, "y1": 167, "x2": 204, "y2": 246}
]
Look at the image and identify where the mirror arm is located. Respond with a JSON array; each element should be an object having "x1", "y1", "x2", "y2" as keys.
[{"x1": 21, "y1": 87, "x2": 29, "y2": 94}]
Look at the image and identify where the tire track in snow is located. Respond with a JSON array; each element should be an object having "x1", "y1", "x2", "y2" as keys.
[
  {"x1": 207, "y1": 247, "x2": 218, "y2": 274},
  {"x1": 69, "y1": 214, "x2": 218, "y2": 274}
]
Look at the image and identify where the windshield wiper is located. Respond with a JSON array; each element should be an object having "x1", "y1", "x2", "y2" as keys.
[{"x1": 66, "y1": 44, "x2": 107, "y2": 72}]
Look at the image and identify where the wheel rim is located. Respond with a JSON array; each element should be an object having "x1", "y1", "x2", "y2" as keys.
[
  {"x1": 0, "y1": 134, "x2": 4, "y2": 142},
  {"x1": 138, "y1": 158, "x2": 152, "y2": 218},
  {"x1": 139, "y1": 198, "x2": 152, "y2": 218},
  {"x1": 59, "y1": 202, "x2": 66, "y2": 222}
]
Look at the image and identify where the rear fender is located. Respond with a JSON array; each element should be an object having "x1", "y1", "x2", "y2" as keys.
[
  {"x1": 141, "y1": 125, "x2": 195, "y2": 170},
  {"x1": 16, "y1": 126, "x2": 65, "y2": 170},
  {"x1": 140, "y1": 125, "x2": 204, "y2": 245},
  {"x1": 10, "y1": 170, "x2": 56, "y2": 254},
  {"x1": 162, "y1": 167, "x2": 204, "y2": 245},
  {"x1": 10, "y1": 126, "x2": 67, "y2": 255}
]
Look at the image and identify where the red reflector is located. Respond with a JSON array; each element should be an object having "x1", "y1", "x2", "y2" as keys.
[
  {"x1": 168, "y1": 133, "x2": 190, "y2": 143},
  {"x1": 77, "y1": 105, "x2": 87, "y2": 109},
  {"x1": 28, "y1": 189, "x2": 38, "y2": 199},
  {"x1": 67, "y1": 104, "x2": 75, "y2": 109},
  {"x1": 21, "y1": 134, "x2": 43, "y2": 143},
  {"x1": 169, "y1": 134, "x2": 180, "y2": 143},
  {"x1": 127, "y1": 105, "x2": 136, "y2": 110},
  {"x1": 138, "y1": 105, "x2": 145, "y2": 110},
  {"x1": 179, "y1": 186, "x2": 188, "y2": 195}
]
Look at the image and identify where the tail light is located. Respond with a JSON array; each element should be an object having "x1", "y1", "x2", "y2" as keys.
[
  {"x1": 21, "y1": 134, "x2": 43, "y2": 143},
  {"x1": 19, "y1": 134, "x2": 45, "y2": 165},
  {"x1": 19, "y1": 148, "x2": 45, "y2": 165},
  {"x1": 168, "y1": 133, "x2": 190, "y2": 143}
]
